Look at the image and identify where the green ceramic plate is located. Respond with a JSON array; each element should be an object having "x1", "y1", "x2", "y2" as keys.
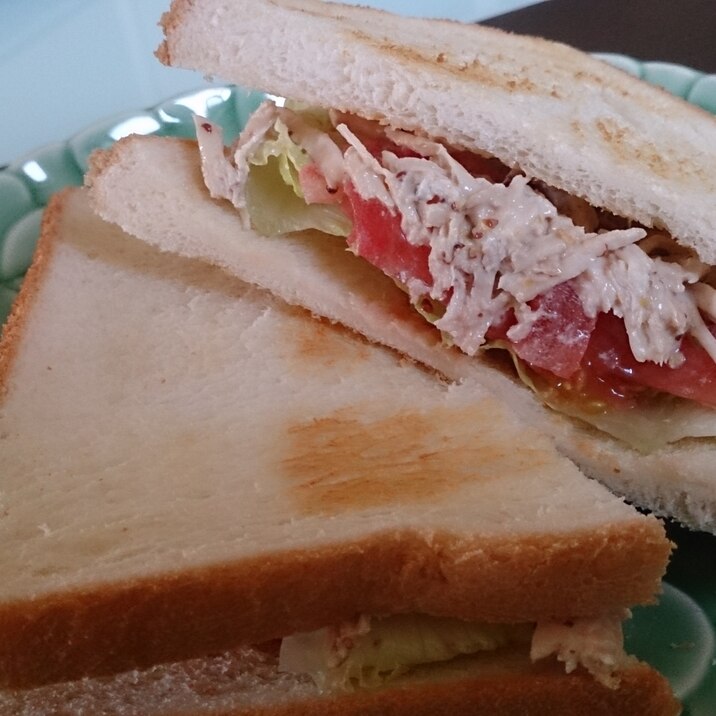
[{"x1": 1, "y1": 57, "x2": 716, "y2": 713}]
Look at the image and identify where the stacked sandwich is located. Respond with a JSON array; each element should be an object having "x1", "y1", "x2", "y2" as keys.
[{"x1": 6, "y1": 0, "x2": 716, "y2": 712}]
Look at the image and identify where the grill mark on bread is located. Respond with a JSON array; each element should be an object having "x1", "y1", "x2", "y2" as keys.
[
  {"x1": 282, "y1": 400, "x2": 553, "y2": 514},
  {"x1": 348, "y1": 30, "x2": 542, "y2": 95},
  {"x1": 572, "y1": 70, "x2": 631, "y2": 97},
  {"x1": 594, "y1": 117, "x2": 705, "y2": 182},
  {"x1": 269, "y1": 0, "x2": 348, "y2": 23},
  {"x1": 291, "y1": 316, "x2": 371, "y2": 370}
]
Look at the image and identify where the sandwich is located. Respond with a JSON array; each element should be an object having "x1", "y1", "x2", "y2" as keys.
[
  {"x1": 86, "y1": 0, "x2": 716, "y2": 531},
  {"x1": 0, "y1": 188, "x2": 676, "y2": 713}
]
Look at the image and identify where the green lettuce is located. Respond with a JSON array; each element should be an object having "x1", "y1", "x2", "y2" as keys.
[
  {"x1": 251, "y1": 119, "x2": 308, "y2": 197},
  {"x1": 339, "y1": 615, "x2": 530, "y2": 688},
  {"x1": 245, "y1": 119, "x2": 351, "y2": 237},
  {"x1": 285, "y1": 615, "x2": 532, "y2": 691},
  {"x1": 486, "y1": 340, "x2": 716, "y2": 453}
]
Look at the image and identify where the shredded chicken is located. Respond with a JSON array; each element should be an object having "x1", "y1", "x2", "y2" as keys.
[
  {"x1": 194, "y1": 104, "x2": 279, "y2": 227},
  {"x1": 531, "y1": 615, "x2": 630, "y2": 689}
]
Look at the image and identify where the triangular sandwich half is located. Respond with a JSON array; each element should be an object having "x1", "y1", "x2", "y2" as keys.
[{"x1": 0, "y1": 189, "x2": 676, "y2": 714}]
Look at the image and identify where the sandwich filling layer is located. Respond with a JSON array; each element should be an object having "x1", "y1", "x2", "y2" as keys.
[
  {"x1": 194, "y1": 102, "x2": 716, "y2": 451},
  {"x1": 278, "y1": 613, "x2": 630, "y2": 691}
]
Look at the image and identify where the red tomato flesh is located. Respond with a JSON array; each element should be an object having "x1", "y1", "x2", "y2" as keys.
[
  {"x1": 361, "y1": 136, "x2": 511, "y2": 183},
  {"x1": 342, "y1": 182, "x2": 433, "y2": 287},
  {"x1": 449, "y1": 150, "x2": 511, "y2": 183},
  {"x1": 575, "y1": 312, "x2": 716, "y2": 408},
  {"x1": 359, "y1": 135, "x2": 419, "y2": 160},
  {"x1": 487, "y1": 282, "x2": 596, "y2": 380}
]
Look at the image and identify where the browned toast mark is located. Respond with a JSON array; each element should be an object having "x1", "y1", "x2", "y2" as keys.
[
  {"x1": 594, "y1": 117, "x2": 705, "y2": 182},
  {"x1": 282, "y1": 400, "x2": 553, "y2": 514},
  {"x1": 290, "y1": 316, "x2": 372, "y2": 371}
]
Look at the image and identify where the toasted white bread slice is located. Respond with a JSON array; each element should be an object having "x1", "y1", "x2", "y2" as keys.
[
  {"x1": 86, "y1": 135, "x2": 716, "y2": 530},
  {"x1": 158, "y1": 0, "x2": 716, "y2": 264},
  {"x1": 0, "y1": 642, "x2": 679, "y2": 716},
  {"x1": 0, "y1": 189, "x2": 669, "y2": 690}
]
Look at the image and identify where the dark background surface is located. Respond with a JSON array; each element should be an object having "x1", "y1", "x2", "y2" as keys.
[{"x1": 483, "y1": 0, "x2": 716, "y2": 74}]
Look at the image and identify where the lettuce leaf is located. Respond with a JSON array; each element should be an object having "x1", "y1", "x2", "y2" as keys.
[
  {"x1": 246, "y1": 119, "x2": 351, "y2": 237},
  {"x1": 338, "y1": 615, "x2": 530, "y2": 688},
  {"x1": 486, "y1": 340, "x2": 716, "y2": 452},
  {"x1": 279, "y1": 614, "x2": 532, "y2": 691},
  {"x1": 246, "y1": 159, "x2": 351, "y2": 236},
  {"x1": 250, "y1": 119, "x2": 308, "y2": 198}
]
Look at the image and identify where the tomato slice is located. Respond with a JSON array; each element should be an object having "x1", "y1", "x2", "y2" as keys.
[
  {"x1": 344, "y1": 181, "x2": 595, "y2": 379},
  {"x1": 488, "y1": 282, "x2": 596, "y2": 379},
  {"x1": 362, "y1": 135, "x2": 511, "y2": 182},
  {"x1": 449, "y1": 150, "x2": 511, "y2": 183},
  {"x1": 320, "y1": 141, "x2": 716, "y2": 409},
  {"x1": 342, "y1": 182, "x2": 433, "y2": 287},
  {"x1": 359, "y1": 135, "x2": 419, "y2": 160},
  {"x1": 580, "y1": 312, "x2": 716, "y2": 408}
]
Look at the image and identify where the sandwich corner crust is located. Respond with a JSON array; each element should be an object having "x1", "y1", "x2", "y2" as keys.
[
  {"x1": 156, "y1": 0, "x2": 196, "y2": 67},
  {"x1": 0, "y1": 190, "x2": 69, "y2": 400}
]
